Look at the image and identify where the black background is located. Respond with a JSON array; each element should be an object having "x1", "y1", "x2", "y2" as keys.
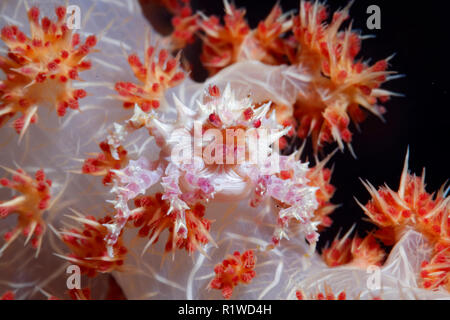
[{"x1": 143, "y1": 0, "x2": 449, "y2": 250}]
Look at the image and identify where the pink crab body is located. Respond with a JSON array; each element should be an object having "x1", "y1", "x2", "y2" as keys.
[
  {"x1": 209, "y1": 250, "x2": 256, "y2": 299},
  {"x1": 59, "y1": 214, "x2": 127, "y2": 277}
]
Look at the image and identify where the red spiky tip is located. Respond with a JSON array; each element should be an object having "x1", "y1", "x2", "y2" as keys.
[
  {"x1": 165, "y1": 0, "x2": 199, "y2": 50},
  {"x1": 420, "y1": 248, "x2": 450, "y2": 292},
  {"x1": 199, "y1": 2, "x2": 249, "y2": 75},
  {"x1": 358, "y1": 153, "x2": 449, "y2": 248}
]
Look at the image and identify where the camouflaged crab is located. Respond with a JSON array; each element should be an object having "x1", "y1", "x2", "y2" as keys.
[{"x1": 100, "y1": 84, "x2": 321, "y2": 256}]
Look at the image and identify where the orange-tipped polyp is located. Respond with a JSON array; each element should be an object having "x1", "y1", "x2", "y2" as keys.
[
  {"x1": 0, "y1": 168, "x2": 52, "y2": 257},
  {"x1": 115, "y1": 46, "x2": 184, "y2": 112},
  {"x1": 0, "y1": 6, "x2": 96, "y2": 140},
  {"x1": 209, "y1": 250, "x2": 256, "y2": 299}
]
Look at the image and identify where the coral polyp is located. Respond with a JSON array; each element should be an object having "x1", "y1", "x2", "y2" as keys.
[
  {"x1": 101, "y1": 83, "x2": 320, "y2": 257},
  {"x1": 305, "y1": 151, "x2": 338, "y2": 230},
  {"x1": 132, "y1": 194, "x2": 212, "y2": 255},
  {"x1": 59, "y1": 213, "x2": 127, "y2": 277},
  {"x1": 322, "y1": 231, "x2": 385, "y2": 268},
  {"x1": 0, "y1": 6, "x2": 96, "y2": 139},
  {"x1": 288, "y1": 1, "x2": 396, "y2": 152},
  {"x1": 357, "y1": 150, "x2": 449, "y2": 291},
  {"x1": 1, "y1": 291, "x2": 14, "y2": 300},
  {"x1": 115, "y1": 46, "x2": 184, "y2": 111},
  {"x1": 357, "y1": 150, "x2": 449, "y2": 247},
  {"x1": 0, "y1": 168, "x2": 51, "y2": 257},
  {"x1": 199, "y1": 1, "x2": 250, "y2": 75},
  {"x1": 82, "y1": 140, "x2": 129, "y2": 185},
  {"x1": 209, "y1": 250, "x2": 256, "y2": 299},
  {"x1": 296, "y1": 286, "x2": 347, "y2": 300},
  {"x1": 421, "y1": 249, "x2": 449, "y2": 291}
]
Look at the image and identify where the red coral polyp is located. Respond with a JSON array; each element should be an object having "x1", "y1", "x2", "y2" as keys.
[
  {"x1": 306, "y1": 154, "x2": 337, "y2": 230},
  {"x1": 1, "y1": 291, "x2": 15, "y2": 300},
  {"x1": 167, "y1": 1, "x2": 199, "y2": 50},
  {"x1": 357, "y1": 150, "x2": 449, "y2": 291},
  {"x1": 421, "y1": 247, "x2": 450, "y2": 291},
  {"x1": 0, "y1": 6, "x2": 96, "y2": 139},
  {"x1": 115, "y1": 47, "x2": 184, "y2": 112},
  {"x1": 0, "y1": 168, "x2": 51, "y2": 257},
  {"x1": 322, "y1": 232, "x2": 385, "y2": 268},
  {"x1": 289, "y1": 1, "x2": 396, "y2": 153},
  {"x1": 200, "y1": 1, "x2": 249, "y2": 75},
  {"x1": 209, "y1": 250, "x2": 256, "y2": 299},
  {"x1": 296, "y1": 286, "x2": 347, "y2": 300},
  {"x1": 82, "y1": 140, "x2": 129, "y2": 185},
  {"x1": 59, "y1": 214, "x2": 127, "y2": 277}
]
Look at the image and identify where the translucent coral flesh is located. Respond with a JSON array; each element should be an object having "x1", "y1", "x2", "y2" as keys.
[{"x1": 0, "y1": 0, "x2": 448, "y2": 301}]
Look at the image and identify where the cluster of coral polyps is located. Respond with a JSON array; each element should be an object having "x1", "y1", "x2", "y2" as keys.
[
  {"x1": 155, "y1": 0, "x2": 399, "y2": 154},
  {"x1": 0, "y1": 0, "x2": 448, "y2": 300},
  {"x1": 355, "y1": 151, "x2": 450, "y2": 291},
  {"x1": 296, "y1": 285, "x2": 347, "y2": 300},
  {"x1": 97, "y1": 84, "x2": 320, "y2": 259},
  {"x1": 0, "y1": 168, "x2": 51, "y2": 257},
  {"x1": 209, "y1": 250, "x2": 256, "y2": 299},
  {"x1": 0, "y1": 5, "x2": 96, "y2": 140},
  {"x1": 114, "y1": 46, "x2": 185, "y2": 111}
]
